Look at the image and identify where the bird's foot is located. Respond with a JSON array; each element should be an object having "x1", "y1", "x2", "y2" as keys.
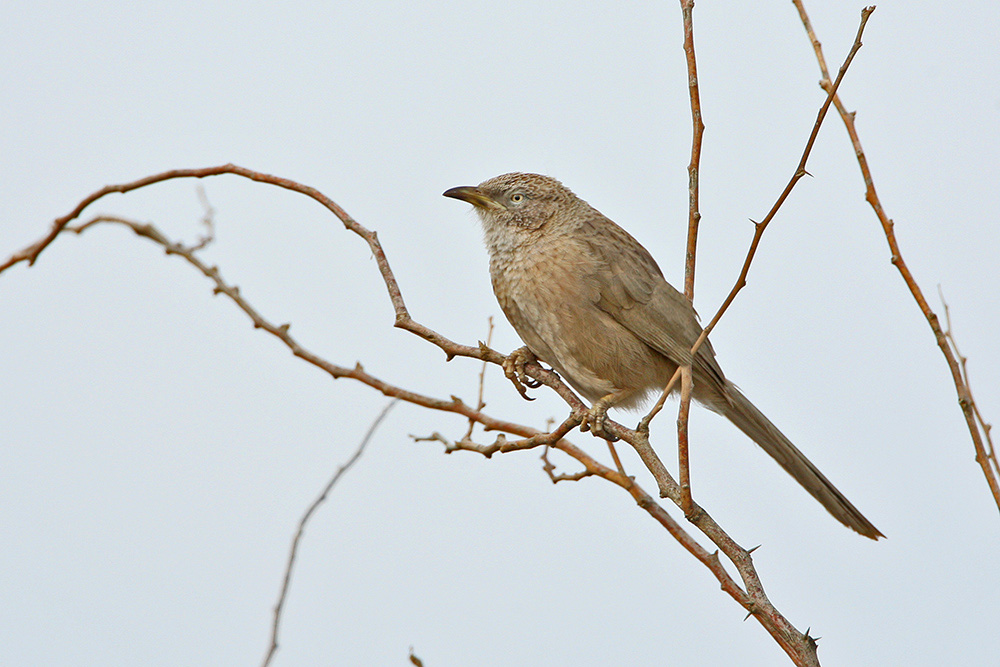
[
  {"x1": 579, "y1": 399, "x2": 618, "y2": 442},
  {"x1": 502, "y1": 346, "x2": 542, "y2": 401}
]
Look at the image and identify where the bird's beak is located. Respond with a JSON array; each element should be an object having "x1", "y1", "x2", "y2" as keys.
[{"x1": 442, "y1": 186, "x2": 505, "y2": 210}]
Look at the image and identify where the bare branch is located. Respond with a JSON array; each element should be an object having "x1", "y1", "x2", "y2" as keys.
[
  {"x1": 679, "y1": 0, "x2": 705, "y2": 302},
  {"x1": 641, "y1": 6, "x2": 874, "y2": 431},
  {"x1": 59, "y1": 215, "x2": 539, "y2": 439},
  {"x1": 938, "y1": 288, "x2": 1000, "y2": 503},
  {"x1": 793, "y1": 0, "x2": 1000, "y2": 514},
  {"x1": 605, "y1": 440, "x2": 627, "y2": 476},
  {"x1": 5, "y1": 4, "x2": 956, "y2": 665},
  {"x1": 677, "y1": 365, "x2": 694, "y2": 517},
  {"x1": 191, "y1": 185, "x2": 216, "y2": 251},
  {"x1": 262, "y1": 399, "x2": 398, "y2": 667},
  {"x1": 700, "y1": 6, "x2": 873, "y2": 344},
  {"x1": 5, "y1": 44, "x2": 878, "y2": 655},
  {"x1": 1, "y1": 165, "x2": 587, "y2": 416},
  {"x1": 676, "y1": 0, "x2": 702, "y2": 539},
  {"x1": 541, "y1": 445, "x2": 595, "y2": 483}
]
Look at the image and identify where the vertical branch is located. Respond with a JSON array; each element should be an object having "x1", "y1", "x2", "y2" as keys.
[
  {"x1": 677, "y1": 365, "x2": 694, "y2": 515},
  {"x1": 463, "y1": 317, "x2": 495, "y2": 441},
  {"x1": 793, "y1": 1, "x2": 1000, "y2": 513},
  {"x1": 680, "y1": 0, "x2": 704, "y2": 302},
  {"x1": 676, "y1": 0, "x2": 703, "y2": 523}
]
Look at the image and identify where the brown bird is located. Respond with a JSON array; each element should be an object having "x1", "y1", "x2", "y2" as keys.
[{"x1": 444, "y1": 172, "x2": 882, "y2": 539}]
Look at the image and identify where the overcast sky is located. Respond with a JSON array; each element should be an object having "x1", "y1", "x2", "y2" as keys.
[{"x1": 3, "y1": 2, "x2": 999, "y2": 665}]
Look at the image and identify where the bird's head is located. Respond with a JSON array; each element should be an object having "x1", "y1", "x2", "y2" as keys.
[{"x1": 443, "y1": 172, "x2": 577, "y2": 237}]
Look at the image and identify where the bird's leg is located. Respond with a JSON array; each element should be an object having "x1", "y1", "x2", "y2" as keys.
[{"x1": 502, "y1": 346, "x2": 542, "y2": 400}]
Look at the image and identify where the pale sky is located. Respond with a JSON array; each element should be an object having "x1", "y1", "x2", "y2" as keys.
[{"x1": 3, "y1": 2, "x2": 999, "y2": 665}]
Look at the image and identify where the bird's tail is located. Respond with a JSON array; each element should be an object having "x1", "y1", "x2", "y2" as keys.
[{"x1": 713, "y1": 383, "x2": 883, "y2": 540}]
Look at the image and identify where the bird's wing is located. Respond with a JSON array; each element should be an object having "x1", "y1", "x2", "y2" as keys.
[{"x1": 577, "y1": 214, "x2": 728, "y2": 391}]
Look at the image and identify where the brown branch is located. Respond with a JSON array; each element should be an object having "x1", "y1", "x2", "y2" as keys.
[
  {"x1": 541, "y1": 445, "x2": 595, "y2": 483},
  {"x1": 677, "y1": 365, "x2": 694, "y2": 516},
  {"x1": 679, "y1": 0, "x2": 704, "y2": 302},
  {"x1": 697, "y1": 5, "x2": 873, "y2": 348},
  {"x1": 792, "y1": 1, "x2": 1000, "y2": 514},
  {"x1": 938, "y1": 288, "x2": 998, "y2": 484},
  {"x1": 413, "y1": 423, "x2": 781, "y2": 645},
  {"x1": 675, "y1": 0, "x2": 703, "y2": 548},
  {"x1": 60, "y1": 216, "x2": 532, "y2": 437},
  {"x1": 641, "y1": 6, "x2": 874, "y2": 431},
  {"x1": 261, "y1": 399, "x2": 398, "y2": 667},
  {"x1": 631, "y1": 9, "x2": 876, "y2": 664},
  {"x1": 605, "y1": 440, "x2": 627, "y2": 476}
]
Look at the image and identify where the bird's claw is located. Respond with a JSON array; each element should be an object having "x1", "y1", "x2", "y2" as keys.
[
  {"x1": 503, "y1": 346, "x2": 541, "y2": 400},
  {"x1": 580, "y1": 402, "x2": 618, "y2": 442}
]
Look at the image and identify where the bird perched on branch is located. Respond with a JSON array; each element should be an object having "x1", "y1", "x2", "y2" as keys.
[{"x1": 445, "y1": 172, "x2": 882, "y2": 539}]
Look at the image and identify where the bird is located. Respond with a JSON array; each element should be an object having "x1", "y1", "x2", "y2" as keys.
[{"x1": 444, "y1": 172, "x2": 882, "y2": 539}]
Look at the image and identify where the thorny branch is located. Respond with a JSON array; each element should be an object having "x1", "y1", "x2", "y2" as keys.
[
  {"x1": 642, "y1": 6, "x2": 875, "y2": 434},
  {"x1": 10, "y1": 176, "x2": 809, "y2": 663},
  {"x1": 938, "y1": 288, "x2": 998, "y2": 486},
  {"x1": 624, "y1": 21, "x2": 877, "y2": 658},
  {"x1": 792, "y1": 0, "x2": 1000, "y2": 513},
  {"x1": 675, "y1": 0, "x2": 703, "y2": 533}
]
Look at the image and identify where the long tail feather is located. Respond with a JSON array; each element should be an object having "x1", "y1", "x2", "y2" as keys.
[{"x1": 715, "y1": 383, "x2": 883, "y2": 540}]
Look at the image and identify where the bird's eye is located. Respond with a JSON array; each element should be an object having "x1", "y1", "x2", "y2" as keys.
[{"x1": 510, "y1": 193, "x2": 524, "y2": 203}]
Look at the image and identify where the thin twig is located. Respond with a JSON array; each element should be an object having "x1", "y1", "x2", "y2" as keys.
[
  {"x1": 541, "y1": 446, "x2": 596, "y2": 483},
  {"x1": 261, "y1": 399, "x2": 398, "y2": 667},
  {"x1": 606, "y1": 440, "x2": 627, "y2": 476},
  {"x1": 463, "y1": 317, "x2": 494, "y2": 441},
  {"x1": 938, "y1": 287, "x2": 999, "y2": 498},
  {"x1": 792, "y1": 0, "x2": 1000, "y2": 514},
  {"x1": 191, "y1": 185, "x2": 216, "y2": 251}
]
